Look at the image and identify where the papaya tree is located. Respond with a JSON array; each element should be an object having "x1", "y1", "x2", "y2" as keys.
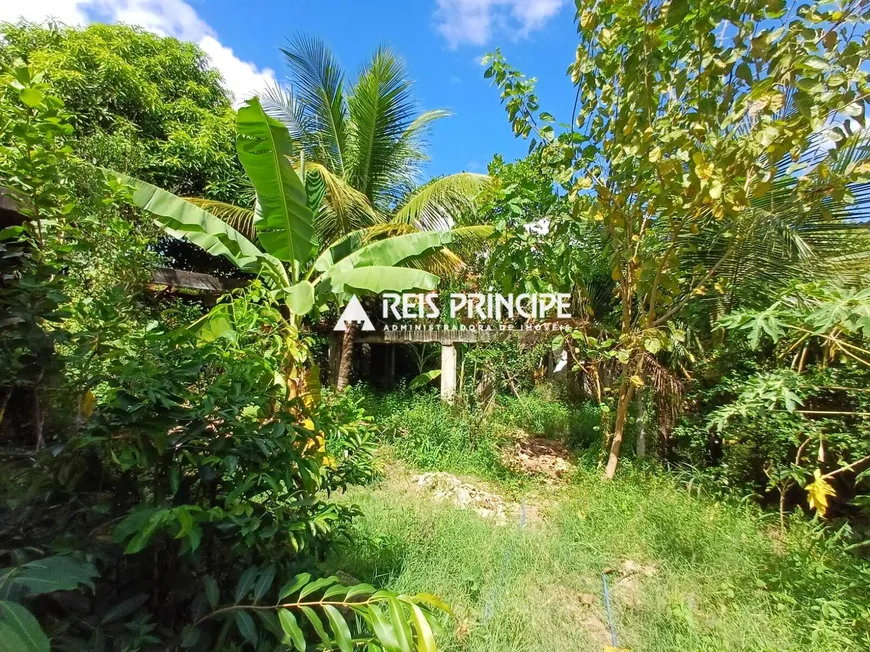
[{"x1": 485, "y1": 0, "x2": 870, "y2": 477}]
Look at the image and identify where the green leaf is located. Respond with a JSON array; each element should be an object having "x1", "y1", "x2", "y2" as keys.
[
  {"x1": 0, "y1": 601, "x2": 49, "y2": 652},
  {"x1": 321, "y1": 231, "x2": 453, "y2": 284},
  {"x1": 388, "y1": 598, "x2": 413, "y2": 652},
  {"x1": 412, "y1": 593, "x2": 452, "y2": 616},
  {"x1": 323, "y1": 605, "x2": 353, "y2": 652},
  {"x1": 285, "y1": 280, "x2": 315, "y2": 315},
  {"x1": 1, "y1": 557, "x2": 98, "y2": 598},
  {"x1": 235, "y1": 567, "x2": 259, "y2": 603},
  {"x1": 253, "y1": 565, "x2": 275, "y2": 603},
  {"x1": 300, "y1": 606, "x2": 330, "y2": 643},
  {"x1": 189, "y1": 304, "x2": 236, "y2": 343},
  {"x1": 204, "y1": 576, "x2": 220, "y2": 609},
  {"x1": 322, "y1": 584, "x2": 349, "y2": 600},
  {"x1": 237, "y1": 98, "x2": 315, "y2": 273},
  {"x1": 19, "y1": 87, "x2": 43, "y2": 108},
  {"x1": 345, "y1": 584, "x2": 377, "y2": 600},
  {"x1": 100, "y1": 594, "x2": 149, "y2": 624},
  {"x1": 278, "y1": 609, "x2": 306, "y2": 651},
  {"x1": 804, "y1": 56, "x2": 829, "y2": 71},
  {"x1": 109, "y1": 172, "x2": 283, "y2": 282},
  {"x1": 410, "y1": 604, "x2": 437, "y2": 652},
  {"x1": 368, "y1": 602, "x2": 402, "y2": 652},
  {"x1": 298, "y1": 576, "x2": 339, "y2": 600},
  {"x1": 325, "y1": 266, "x2": 440, "y2": 297},
  {"x1": 234, "y1": 610, "x2": 257, "y2": 644},
  {"x1": 409, "y1": 370, "x2": 441, "y2": 390},
  {"x1": 278, "y1": 573, "x2": 311, "y2": 601},
  {"x1": 180, "y1": 624, "x2": 200, "y2": 648}
]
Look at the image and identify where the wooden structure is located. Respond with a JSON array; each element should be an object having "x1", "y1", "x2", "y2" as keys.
[
  {"x1": 150, "y1": 267, "x2": 246, "y2": 295},
  {"x1": 351, "y1": 327, "x2": 559, "y2": 402}
]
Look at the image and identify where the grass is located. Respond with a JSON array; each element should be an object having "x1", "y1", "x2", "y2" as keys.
[
  {"x1": 323, "y1": 387, "x2": 870, "y2": 651},
  {"x1": 325, "y1": 465, "x2": 870, "y2": 651},
  {"x1": 351, "y1": 383, "x2": 602, "y2": 482}
]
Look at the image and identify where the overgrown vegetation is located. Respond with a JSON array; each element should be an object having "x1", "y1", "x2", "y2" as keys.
[
  {"x1": 3, "y1": 1, "x2": 870, "y2": 649},
  {"x1": 329, "y1": 460, "x2": 870, "y2": 651}
]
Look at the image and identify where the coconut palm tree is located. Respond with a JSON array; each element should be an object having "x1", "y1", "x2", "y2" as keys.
[{"x1": 254, "y1": 35, "x2": 493, "y2": 389}]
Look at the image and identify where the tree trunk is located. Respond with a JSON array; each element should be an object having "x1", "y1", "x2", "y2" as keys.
[
  {"x1": 635, "y1": 389, "x2": 646, "y2": 458},
  {"x1": 33, "y1": 385, "x2": 45, "y2": 451},
  {"x1": 336, "y1": 323, "x2": 358, "y2": 392},
  {"x1": 604, "y1": 377, "x2": 636, "y2": 479}
]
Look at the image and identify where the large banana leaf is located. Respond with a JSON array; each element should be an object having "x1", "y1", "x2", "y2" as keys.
[
  {"x1": 319, "y1": 231, "x2": 453, "y2": 280},
  {"x1": 309, "y1": 229, "x2": 372, "y2": 275},
  {"x1": 236, "y1": 98, "x2": 315, "y2": 276},
  {"x1": 325, "y1": 266, "x2": 440, "y2": 296},
  {"x1": 111, "y1": 172, "x2": 290, "y2": 289}
]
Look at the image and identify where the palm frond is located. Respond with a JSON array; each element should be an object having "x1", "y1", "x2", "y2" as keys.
[
  {"x1": 346, "y1": 46, "x2": 420, "y2": 207},
  {"x1": 184, "y1": 197, "x2": 257, "y2": 242},
  {"x1": 281, "y1": 34, "x2": 349, "y2": 175},
  {"x1": 261, "y1": 83, "x2": 310, "y2": 144},
  {"x1": 678, "y1": 129, "x2": 870, "y2": 309},
  {"x1": 303, "y1": 162, "x2": 383, "y2": 243},
  {"x1": 392, "y1": 173, "x2": 492, "y2": 230}
]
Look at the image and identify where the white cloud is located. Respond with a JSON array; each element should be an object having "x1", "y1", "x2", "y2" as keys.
[
  {"x1": 0, "y1": 0, "x2": 275, "y2": 106},
  {"x1": 198, "y1": 36, "x2": 276, "y2": 105},
  {"x1": 434, "y1": 0, "x2": 565, "y2": 48},
  {"x1": 0, "y1": 1, "x2": 89, "y2": 26}
]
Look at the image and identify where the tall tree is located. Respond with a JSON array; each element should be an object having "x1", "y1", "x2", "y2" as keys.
[
  {"x1": 486, "y1": 0, "x2": 870, "y2": 477},
  {"x1": 261, "y1": 35, "x2": 492, "y2": 389},
  {"x1": 0, "y1": 22, "x2": 244, "y2": 200}
]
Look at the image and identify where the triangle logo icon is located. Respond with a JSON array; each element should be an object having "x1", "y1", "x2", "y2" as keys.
[{"x1": 334, "y1": 295, "x2": 375, "y2": 331}]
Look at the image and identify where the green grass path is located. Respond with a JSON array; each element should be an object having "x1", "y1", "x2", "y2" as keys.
[{"x1": 325, "y1": 463, "x2": 869, "y2": 651}]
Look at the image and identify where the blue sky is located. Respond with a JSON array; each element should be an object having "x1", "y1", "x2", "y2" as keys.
[{"x1": 2, "y1": 0, "x2": 580, "y2": 179}]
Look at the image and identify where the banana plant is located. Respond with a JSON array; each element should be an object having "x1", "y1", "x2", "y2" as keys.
[{"x1": 110, "y1": 98, "x2": 452, "y2": 323}]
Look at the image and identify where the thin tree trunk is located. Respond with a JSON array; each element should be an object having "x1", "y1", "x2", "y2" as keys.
[
  {"x1": 605, "y1": 376, "x2": 636, "y2": 478},
  {"x1": 336, "y1": 323, "x2": 358, "y2": 392},
  {"x1": 605, "y1": 354, "x2": 645, "y2": 479},
  {"x1": 33, "y1": 385, "x2": 45, "y2": 451},
  {"x1": 635, "y1": 389, "x2": 646, "y2": 458}
]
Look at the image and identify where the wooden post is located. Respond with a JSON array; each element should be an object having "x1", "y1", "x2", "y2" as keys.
[
  {"x1": 386, "y1": 346, "x2": 396, "y2": 389},
  {"x1": 440, "y1": 343, "x2": 457, "y2": 403}
]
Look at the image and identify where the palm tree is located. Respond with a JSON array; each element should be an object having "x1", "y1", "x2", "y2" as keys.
[{"x1": 250, "y1": 36, "x2": 492, "y2": 389}]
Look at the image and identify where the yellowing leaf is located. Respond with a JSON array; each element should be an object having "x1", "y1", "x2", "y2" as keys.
[
  {"x1": 81, "y1": 390, "x2": 96, "y2": 420},
  {"x1": 806, "y1": 469, "x2": 835, "y2": 517},
  {"x1": 692, "y1": 152, "x2": 713, "y2": 180},
  {"x1": 630, "y1": 375, "x2": 645, "y2": 387},
  {"x1": 301, "y1": 364, "x2": 321, "y2": 408}
]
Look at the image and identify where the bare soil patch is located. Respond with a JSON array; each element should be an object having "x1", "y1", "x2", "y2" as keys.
[{"x1": 502, "y1": 432, "x2": 575, "y2": 482}]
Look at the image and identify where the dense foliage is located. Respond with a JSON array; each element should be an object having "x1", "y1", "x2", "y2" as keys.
[
  {"x1": 0, "y1": 22, "x2": 244, "y2": 200},
  {"x1": 0, "y1": 44, "x2": 446, "y2": 652},
  {"x1": 3, "y1": 1, "x2": 870, "y2": 649}
]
